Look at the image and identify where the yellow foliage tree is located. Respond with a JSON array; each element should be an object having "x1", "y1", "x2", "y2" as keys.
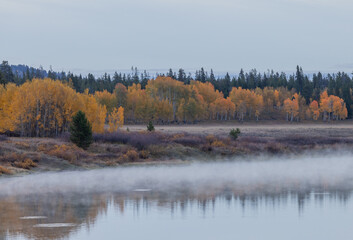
[
  {"x1": 0, "y1": 79, "x2": 109, "y2": 136},
  {"x1": 108, "y1": 106, "x2": 124, "y2": 132}
]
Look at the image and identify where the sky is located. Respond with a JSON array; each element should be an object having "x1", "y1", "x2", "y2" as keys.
[{"x1": 0, "y1": 0, "x2": 353, "y2": 75}]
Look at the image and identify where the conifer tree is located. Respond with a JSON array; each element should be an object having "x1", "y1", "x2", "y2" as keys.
[
  {"x1": 147, "y1": 120, "x2": 155, "y2": 131},
  {"x1": 70, "y1": 111, "x2": 93, "y2": 149}
]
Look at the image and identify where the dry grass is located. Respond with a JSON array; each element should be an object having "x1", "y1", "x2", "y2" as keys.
[
  {"x1": 118, "y1": 149, "x2": 139, "y2": 163},
  {"x1": 0, "y1": 165, "x2": 12, "y2": 175},
  {"x1": 94, "y1": 131, "x2": 164, "y2": 150},
  {"x1": 14, "y1": 159, "x2": 37, "y2": 169},
  {"x1": 139, "y1": 150, "x2": 150, "y2": 159},
  {"x1": 1, "y1": 123, "x2": 353, "y2": 174},
  {"x1": 125, "y1": 122, "x2": 353, "y2": 138},
  {"x1": 46, "y1": 144, "x2": 86, "y2": 163},
  {"x1": 0, "y1": 135, "x2": 8, "y2": 142},
  {"x1": 211, "y1": 140, "x2": 226, "y2": 148}
]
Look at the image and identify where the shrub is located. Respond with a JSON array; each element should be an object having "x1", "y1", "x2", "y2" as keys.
[
  {"x1": 14, "y1": 158, "x2": 37, "y2": 170},
  {"x1": 0, "y1": 135, "x2": 8, "y2": 142},
  {"x1": 170, "y1": 133, "x2": 185, "y2": 141},
  {"x1": 70, "y1": 111, "x2": 93, "y2": 149},
  {"x1": 139, "y1": 150, "x2": 150, "y2": 159},
  {"x1": 0, "y1": 166, "x2": 11, "y2": 175},
  {"x1": 173, "y1": 134, "x2": 205, "y2": 147},
  {"x1": 211, "y1": 140, "x2": 226, "y2": 147},
  {"x1": 206, "y1": 135, "x2": 217, "y2": 144},
  {"x1": 94, "y1": 131, "x2": 130, "y2": 144},
  {"x1": 126, "y1": 150, "x2": 139, "y2": 161},
  {"x1": 118, "y1": 149, "x2": 139, "y2": 162},
  {"x1": 57, "y1": 132, "x2": 71, "y2": 142},
  {"x1": 0, "y1": 152, "x2": 41, "y2": 164},
  {"x1": 94, "y1": 132, "x2": 163, "y2": 150},
  {"x1": 229, "y1": 128, "x2": 241, "y2": 140},
  {"x1": 14, "y1": 142, "x2": 30, "y2": 149},
  {"x1": 128, "y1": 133, "x2": 161, "y2": 150},
  {"x1": 47, "y1": 144, "x2": 85, "y2": 162},
  {"x1": 147, "y1": 121, "x2": 155, "y2": 132},
  {"x1": 265, "y1": 142, "x2": 283, "y2": 153}
]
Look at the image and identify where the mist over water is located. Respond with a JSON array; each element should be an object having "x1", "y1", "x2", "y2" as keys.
[
  {"x1": 2, "y1": 152, "x2": 353, "y2": 240},
  {"x1": 1, "y1": 152, "x2": 353, "y2": 197}
]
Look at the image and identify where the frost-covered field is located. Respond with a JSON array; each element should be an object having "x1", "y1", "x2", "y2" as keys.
[{"x1": 126, "y1": 122, "x2": 353, "y2": 138}]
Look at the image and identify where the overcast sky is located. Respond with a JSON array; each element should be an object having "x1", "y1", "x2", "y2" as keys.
[{"x1": 1, "y1": 0, "x2": 353, "y2": 74}]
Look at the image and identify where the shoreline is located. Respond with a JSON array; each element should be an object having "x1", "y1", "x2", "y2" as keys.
[{"x1": 1, "y1": 123, "x2": 353, "y2": 177}]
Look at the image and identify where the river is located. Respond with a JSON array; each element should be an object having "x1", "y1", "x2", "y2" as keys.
[{"x1": 1, "y1": 152, "x2": 353, "y2": 240}]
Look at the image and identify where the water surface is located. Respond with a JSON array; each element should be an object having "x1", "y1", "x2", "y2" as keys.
[{"x1": 1, "y1": 153, "x2": 353, "y2": 240}]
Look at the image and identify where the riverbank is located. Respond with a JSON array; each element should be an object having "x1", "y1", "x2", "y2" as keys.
[{"x1": 1, "y1": 123, "x2": 353, "y2": 176}]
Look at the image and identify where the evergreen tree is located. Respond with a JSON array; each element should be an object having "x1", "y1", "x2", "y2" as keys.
[
  {"x1": 222, "y1": 72, "x2": 231, "y2": 97},
  {"x1": 302, "y1": 77, "x2": 313, "y2": 104},
  {"x1": 288, "y1": 75, "x2": 295, "y2": 90},
  {"x1": 0, "y1": 61, "x2": 14, "y2": 83},
  {"x1": 295, "y1": 65, "x2": 304, "y2": 93},
  {"x1": 69, "y1": 111, "x2": 93, "y2": 149},
  {"x1": 167, "y1": 68, "x2": 176, "y2": 79},
  {"x1": 200, "y1": 67, "x2": 206, "y2": 83},
  {"x1": 177, "y1": 68, "x2": 186, "y2": 83},
  {"x1": 147, "y1": 120, "x2": 155, "y2": 131},
  {"x1": 0, "y1": 70, "x2": 5, "y2": 86},
  {"x1": 238, "y1": 69, "x2": 246, "y2": 88},
  {"x1": 209, "y1": 69, "x2": 216, "y2": 83}
]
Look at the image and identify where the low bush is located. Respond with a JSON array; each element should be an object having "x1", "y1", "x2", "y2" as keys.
[
  {"x1": 0, "y1": 166, "x2": 12, "y2": 175},
  {"x1": 118, "y1": 149, "x2": 139, "y2": 162},
  {"x1": 14, "y1": 158, "x2": 37, "y2": 170},
  {"x1": 206, "y1": 134, "x2": 217, "y2": 144},
  {"x1": 94, "y1": 132, "x2": 130, "y2": 144},
  {"x1": 265, "y1": 142, "x2": 284, "y2": 153},
  {"x1": 229, "y1": 128, "x2": 241, "y2": 140},
  {"x1": 57, "y1": 132, "x2": 71, "y2": 142},
  {"x1": 0, "y1": 152, "x2": 41, "y2": 164},
  {"x1": 275, "y1": 136, "x2": 353, "y2": 146},
  {"x1": 128, "y1": 133, "x2": 161, "y2": 150},
  {"x1": 240, "y1": 136, "x2": 269, "y2": 144},
  {"x1": 46, "y1": 144, "x2": 86, "y2": 162},
  {"x1": 139, "y1": 150, "x2": 150, "y2": 159},
  {"x1": 0, "y1": 135, "x2": 8, "y2": 142},
  {"x1": 173, "y1": 134, "x2": 206, "y2": 147},
  {"x1": 94, "y1": 132, "x2": 163, "y2": 150},
  {"x1": 14, "y1": 142, "x2": 30, "y2": 149},
  {"x1": 211, "y1": 140, "x2": 226, "y2": 148},
  {"x1": 126, "y1": 150, "x2": 139, "y2": 161}
]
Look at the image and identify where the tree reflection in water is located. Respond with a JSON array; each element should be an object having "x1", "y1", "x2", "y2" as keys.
[{"x1": 0, "y1": 187, "x2": 351, "y2": 240}]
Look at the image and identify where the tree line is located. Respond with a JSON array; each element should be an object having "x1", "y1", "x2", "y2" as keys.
[
  {"x1": 94, "y1": 76, "x2": 347, "y2": 124},
  {"x1": 0, "y1": 79, "x2": 124, "y2": 137},
  {"x1": 0, "y1": 60, "x2": 352, "y2": 128}
]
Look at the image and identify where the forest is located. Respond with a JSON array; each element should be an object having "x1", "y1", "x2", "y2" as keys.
[{"x1": 0, "y1": 60, "x2": 351, "y2": 137}]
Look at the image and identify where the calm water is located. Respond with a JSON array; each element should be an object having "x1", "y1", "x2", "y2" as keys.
[{"x1": 1, "y1": 153, "x2": 353, "y2": 240}]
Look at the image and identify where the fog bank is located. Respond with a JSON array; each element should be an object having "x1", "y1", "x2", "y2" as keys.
[{"x1": 1, "y1": 152, "x2": 353, "y2": 196}]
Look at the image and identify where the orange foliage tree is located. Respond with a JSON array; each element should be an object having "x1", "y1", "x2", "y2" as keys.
[{"x1": 0, "y1": 79, "x2": 110, "y2": 136}]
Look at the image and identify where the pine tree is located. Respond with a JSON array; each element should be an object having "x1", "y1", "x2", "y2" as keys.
[
  {"x1": 70, "y1": 111, "x2": 93, "y2": 149},
  {"x1": 0, "y1": 61, "x2": 14, "y2": 83},
  {"x1": 295, "y1": 65, "x2": 304, "y2": 93},
  {"x1": 0, "y1": 71, "x2": 5, "y2": 86},
  {"x1": 147, "y1": 120, "x2": 155, "y2": 131}
]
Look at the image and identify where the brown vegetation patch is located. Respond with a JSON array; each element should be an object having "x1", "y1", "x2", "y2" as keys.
[
  {"x1": 139, "y1": 150, "x2": 150, "y2": 159},
  {"x1": 13, "y1": 159, "x2": 37, "y2": 170},
  {"x1": 47, "y1": 144, "x2": 87, "y2": 163},
  {"x1": 94, "y1": 131, "x2": 164, "y2": 150},
  {"x1": 118, "y1": 149, "x2": 139, "y2": 163},
  {"x1": 0, "y1": 135, "x2": 8, "y2": 142},
  {"x1": 0, "y1": 165, "x2": 12, "y2": 175}
]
